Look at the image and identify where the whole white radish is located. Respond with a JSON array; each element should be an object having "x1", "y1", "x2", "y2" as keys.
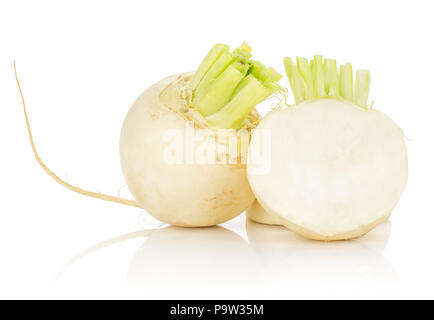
[
  {"x1": 16, "y1": 43, "x2": 282, "y2": 227},
  {"x1": 119, "y1": 73, "x2": 255, "y2": 226},
  {"x1": 247, "y1": 56, "x2": 407, "y2": 240}
]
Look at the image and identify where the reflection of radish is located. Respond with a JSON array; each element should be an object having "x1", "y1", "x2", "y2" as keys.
[
  {"x1": 16, "y1": 43, "x2": 281, "y2": 227},
  {"x1": 126, "y1": 226, "x2": 257, "y2": 297},
  {"x1": 247, "y1": 56, "x2": 407, "y2": 240},
  {"x1": 245, "y1": 221, "x2": 397, "y2": 295}
]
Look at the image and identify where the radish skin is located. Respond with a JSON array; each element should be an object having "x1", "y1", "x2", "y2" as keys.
[{"x1": 246, "y1": 200, "x2": 283, "y2": 226}]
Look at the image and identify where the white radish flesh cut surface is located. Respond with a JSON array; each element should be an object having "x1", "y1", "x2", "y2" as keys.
[{"x1": 247, "y1": 99, "x2": 408, "y2": 240}]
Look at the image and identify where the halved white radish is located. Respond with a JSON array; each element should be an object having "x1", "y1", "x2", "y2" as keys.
[{"x1": 247, "y1": 99, "x2": 407, "y2": 240}]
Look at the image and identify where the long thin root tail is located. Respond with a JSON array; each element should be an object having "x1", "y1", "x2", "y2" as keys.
[{"x1": 14, "y1": 61, "x2": 142, "y2": 209}]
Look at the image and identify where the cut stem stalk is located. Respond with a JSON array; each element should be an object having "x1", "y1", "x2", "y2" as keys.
[
  {"x1": 195, "y1": 63, "x2": 247, "y2": 117},
  {"x1": 355, "y1": 70, "x2": 371, "y2": 107},
  {"x1": 339, "y1": 63, "x2": 353, "y2": 101},
  {"x1": 188, "y1": 44, "x2": 229, "y2": 92},
  {"x1": 206, "y1": 75, "x2": 269, "y2": 129}
]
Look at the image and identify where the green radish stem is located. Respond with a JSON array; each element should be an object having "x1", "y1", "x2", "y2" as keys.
[
  {"x1": 297, "y1": 57, "x2": 313, "y2": 99},
  {"x1": 355, "y1": 70, "x2": 371, "y2": 107},
  {"x1": 324, "y1": 59, "x2": 339, "y2": 97},
  {"x1": 206, "y1": 75, "x2": 270, "y2": 129},
  {"x1": 188, "y1": 44, "x2": 230, "y2": 92},
  {"x1": 283, "y1": 57, "x2": 306, "y2": 104},
  {"x1": 189, "y1": 42, "x2": 282, "y2": 129},
  {"x1": 339, "y1": 63, "x2": 353, "y2": 101},
  {"x1": 312, "y1": 55, "x2": 326, "y2": 98},
  {"x1": 195, "y1": 62, "x2": 249, "y2": 117},
  {"x1": 283, "y1": 55, "x2": 371, "y2": 108}
]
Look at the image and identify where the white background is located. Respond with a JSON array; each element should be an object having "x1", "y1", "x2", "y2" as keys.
[{"x1": 0, "y1": 0, "x2": 433, "y2": 299}]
